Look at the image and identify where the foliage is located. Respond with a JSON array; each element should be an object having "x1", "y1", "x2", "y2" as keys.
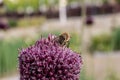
[
  {"x1": 1, "y1": 17, "x2": 45, "y2": 29},
  {"x1": 89, "y1": 27, "x2": 120, "y2": 52},
  {"x1": 68, "y1": 0, "x2": 81, "y2": 4},
  {"x1": 112, "y1": 27, "x2": 120, "y2": 51},
  {"x1": 3, "y1": 0, "x2": 82, "y2": 12},
  {"x1": 80, "y1": 69, "x2": 94, "y2": 80},
  {"x1": 8, "y1": 19, "x2": 18, "y2": 28},
  {"x1": 69, "y1": 32, "x2": 81, "y2": 52},
  {"x1": 0, "y1": 38, "x2": 36, "y2": 76},
  {"x1": 4, "y1": 0, "x2": 39, "y2": 12},
  {"x1": 116, "y1": 0, "x2": 120, "y2": 4},
  {"x1": 0, "y1": 39, "x2": 23, "y2": 75},
  {"x1": 17, "y1": 16, "x2": 46, "y2": 27},
  {"x1": 89, "y1": 34, "x2": 112, "y2": 52},
  {"x1": 102, "y1": 0, "x2": 108, "y2": 4},
  {"x1": 106, "y1": 70, "x2": 119, "y2": 80}
]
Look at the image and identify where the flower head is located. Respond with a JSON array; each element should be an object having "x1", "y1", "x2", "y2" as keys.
[{"x1": 19, "y1": 34, "x2": 82, "y2": 80}]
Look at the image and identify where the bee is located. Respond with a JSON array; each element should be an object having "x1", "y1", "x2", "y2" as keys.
[{"x1": 55, "y1": 32, "x2": 70, "y2": 47}]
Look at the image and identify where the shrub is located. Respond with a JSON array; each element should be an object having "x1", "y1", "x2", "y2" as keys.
[
  {"x1": 89, "y1": 34, "x2": 112, "y2": 52},
  {"x1": 8, "y1": 19, "x2": 18, "y2": 28},
  {"x1": 0, "y1": 38, "x2": 35, "y2": 76},
  {"x1": 0, "y1": 39, "x2": 25, "y2": 76},
  {"x1": 112, "y1": 27, "x2": 120, "y2": 51}
]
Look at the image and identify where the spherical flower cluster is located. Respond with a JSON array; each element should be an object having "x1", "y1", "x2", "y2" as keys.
[{"x1": 19, "y1": 34, "x2": 82, "y2": 80}]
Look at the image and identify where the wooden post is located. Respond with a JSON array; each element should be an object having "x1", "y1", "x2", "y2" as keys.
[{"x1": 59, "y1": 0, "x2": 67, "y2": 23}]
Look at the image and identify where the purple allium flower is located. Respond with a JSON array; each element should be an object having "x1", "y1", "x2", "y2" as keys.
[{"x1": 19, "y1": 34, "x2": 82, "y2": 80}]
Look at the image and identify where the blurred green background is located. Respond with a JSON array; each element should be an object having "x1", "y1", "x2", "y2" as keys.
[{"x1": 0, "y1": 0, "x2": 120, "y2": 80}]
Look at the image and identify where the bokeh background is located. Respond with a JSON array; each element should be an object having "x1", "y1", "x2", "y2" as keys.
[{"x1": 0, "y1": 0, "x2": 120, "y2": 80}]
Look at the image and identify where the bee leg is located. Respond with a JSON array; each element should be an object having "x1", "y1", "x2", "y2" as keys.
[{"x1": 61, "y1": 42, "x2": 65, "y2": 47}]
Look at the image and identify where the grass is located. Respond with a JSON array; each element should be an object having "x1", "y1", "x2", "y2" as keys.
[
  {"x1": 80, "y1": 68, "x2": 94, "y2": 80},
  {"x1": 0, "y1": 38, "x2": 36, "y2": 76},
  {"x1": 111, "y1": 27, "x2": 120, "y2": 51},
  {"x1": 0, "y1": 39, "x2": 23, "y2": 76}
]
